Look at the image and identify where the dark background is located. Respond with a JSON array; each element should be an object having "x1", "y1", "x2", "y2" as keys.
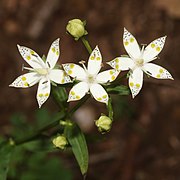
[{"x1": 0, "y1": 0, "x2": 180, "y2": 179}]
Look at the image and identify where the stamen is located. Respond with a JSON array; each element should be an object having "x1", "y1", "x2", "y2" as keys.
[
  {"x1": 23, "y1": 66, "x2": 34, "y2": 71},
  {"x1": 79, "y1": 60, "x2": 87, "y2": 71}
]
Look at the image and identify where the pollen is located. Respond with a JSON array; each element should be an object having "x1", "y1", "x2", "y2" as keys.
[
  {"x1": 26, "y1": 55, "x2": 31, "y2": 60},
  {"x1": 130, "y1": 38, "x2": 134, "y2": 43},
  {"x1": 159, "y1": 68, "x2": 164, "y2": 73},
  {"x1": 156, "y1": 47, "x2": 161, "y2": 51},
  {"x1": 151, "y1": 43, "x2": 155, "y2": 48},
  {"x1": 21, "y1": 76, "x2": 26, "y2": 81},
  {"x1": 124, "y1": 41, "x2": 129, "y2": 46},
  {"x1": 96, "y1": 57, "x2": 101, "y2": 61},
  {"x1": 52, "y1": 47, "x2": 55, "y2": 53},
  {"x1": 129, "y1": 82, "x2": 134, "y2": 87}
]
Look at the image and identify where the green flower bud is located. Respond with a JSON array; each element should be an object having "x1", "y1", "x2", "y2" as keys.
[
  {"x1": 95, "y1": 115, "x2": 112, "y2": 133},
  {"x1": 66, "y1": 19, "x2": 88, "y2": 40},
  {"x1": 52, "y1": 135, "x2": 68, "y2": 149}
]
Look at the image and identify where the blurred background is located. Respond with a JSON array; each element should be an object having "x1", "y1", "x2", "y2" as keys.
[{"x1": 0, "y1": 0, "x2": 180, "y2": 179}]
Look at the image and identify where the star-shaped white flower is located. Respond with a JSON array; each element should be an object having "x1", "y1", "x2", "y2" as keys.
[
  {"x1": 63, "y1": 46, "x2": 120, "y2": 104},
  {"x1": 108, "y1": 28, "x2": 173, "y2": 98},
  {"x1": 9, "y1": 38, "x2": 71, "y2": 108}
]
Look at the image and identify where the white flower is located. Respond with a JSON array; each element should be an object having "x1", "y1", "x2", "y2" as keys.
[
  {"x1": 63, "y1": 46, "x2": 119, "y2": 104},
  {"x1": 9, "y1": 38, "x2": 71, "y2": 108},
  {"x1": 108, "y1": 28, "x2": 173, "y2": 98}
]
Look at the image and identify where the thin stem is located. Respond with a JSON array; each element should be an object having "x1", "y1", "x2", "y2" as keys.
[
  {"x1": 81, "y1": 37, "x2": 92, "y2": 54},
  {"x1": 69, "y1": 95, "x2": 90, "y2": 116},
  {"x1": 15, "y1": 111, "x2": 65, "y2": 145}
]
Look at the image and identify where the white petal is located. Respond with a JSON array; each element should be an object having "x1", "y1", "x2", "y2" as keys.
[
  {"x1": 46, "y1": 38, "x2": 60, "y2": 69},
  {"x1": 68, "y1": 82, "x2": 89, "y2": 102},
  {"x1": 107, "y1": 57, "x2": 134, "y2": 71},
  {"x1": 36, "y1": 78, "x2": 51, "y2": 108},
  {"x1": 143, "y1": 36, "x2": 166, "y2": 63},
  {"x1": 17, "y1": 45, "x2": 46, "y2": 69},
  {"x1": 129, "y1": 68, "x2": 143, "y2": 98},
  {"x1": 143, "y1": 63, "x2": 173, "y2": 80},
  {"x1": 90, "y1": 84, "x2": 108, "y2": 104},
  {"x1": 9, "y1": 72, "x2": 40, "y2": 88},
  {"x1": 62, "y1": 63, "x2": 86, "y2": 81},
  {"x1": 87, "y1": 46, "x2": 102, "y2": 75},
  {"x1": 123, "y1": 28, "x2": 141, "y2": 59},
  {"x1": 96, "y1": 69, "x2": 120, "y2": 84},
  {"x1": 49, "y1": 69, "x2": 72, "y2": 84}
]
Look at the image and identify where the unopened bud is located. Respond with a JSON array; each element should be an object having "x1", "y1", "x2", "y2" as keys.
[
  {"x1": 52, "y1": 135, "x2": 68, "y2": 149},
  {"x1": 95, "y1": 115, "x2": 112, "y2": 133},
  {"x1": 66, "y1": 19, "x2": 88, "y2": 40}
]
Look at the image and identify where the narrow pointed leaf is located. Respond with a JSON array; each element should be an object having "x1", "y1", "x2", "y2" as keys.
[
  {"x1": 0, "y1": 141, "x2": 14, "y2": 180},
  {"x1": 107, "y1": 85, "x2": 130, "y2": 95},
  {"x1": 65, "y1": 122, "x2": 88, "y2": 175}
]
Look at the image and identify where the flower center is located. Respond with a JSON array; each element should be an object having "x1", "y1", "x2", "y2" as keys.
[
  {"x1": 87, "y1": 74, "x2": 95, "y2": 84},
  {"x1": 135, "y1": 58, "x2": 144, "y2": 67},
  {"x1": 35, "y1": 68, "x2": 49, "y2": 75}
]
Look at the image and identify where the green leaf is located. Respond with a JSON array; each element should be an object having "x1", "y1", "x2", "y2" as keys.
[
  {"x1": 0, "y1": 141, "x2": 14, "y2": 180},
  {"x1": 107, "y1": 85, "x2": 130, "y2": 96},
  {"x1": 65, "y1": 122, "x2": 88, "y2": 175},
  {"x1": 52, "y1": 86, "x2": 68, "y2": 110}
]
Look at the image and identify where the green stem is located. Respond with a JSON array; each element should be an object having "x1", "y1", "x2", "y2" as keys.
[
  {"x1": 81, "y1": 37, "x2": 92, "y2": 54},
  {"x1": 15, "y1": 111, "x2": 65, "y2": 145}
]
